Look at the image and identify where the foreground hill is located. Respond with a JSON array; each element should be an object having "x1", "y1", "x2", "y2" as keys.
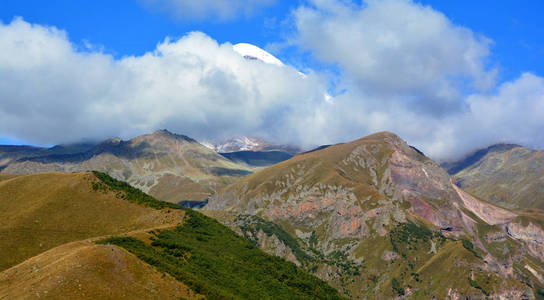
[
  {"x1": 444, "y1": 144, "x2": 544, "y2": 210},
  {"x1": 1, "y1": 130, "x2": 252, "y2": 204},
  {"x1": 0, "y1": 171, "x2": 344, "y2": 299},
  {"x1": 208, "y1": 132, "x2": 544, "y2": 298},
  {"x1": 0, "y1": 241, "x2": 198, "y2": 299},
  {"x1": 0, "y1": 172, "x2": 185, "y2": 271}
]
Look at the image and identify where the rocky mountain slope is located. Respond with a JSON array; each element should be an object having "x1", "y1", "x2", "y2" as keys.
[
  {"x1": 1, "y1": 130, "x2": 252, "y2": 203},
  {"x1": 0, "y1": 172, "x2": 344, "y2": 299},
  {"x1": 0, "y1": 142, "x2": 96, "y2": 171},
  {"x1": 208, "y1": 132, "x2": 544, "y2": 298},
  {"x1": 444, "y1": 144, "x2": 544, "y2": 210}
]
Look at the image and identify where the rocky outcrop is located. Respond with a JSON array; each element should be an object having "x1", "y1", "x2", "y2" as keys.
[{"x1": 505, "y1": 221, "x2": 544, "y2": 262}]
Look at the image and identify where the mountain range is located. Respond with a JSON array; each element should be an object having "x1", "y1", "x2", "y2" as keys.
[
  {"x1": 0, "y1": 130, "x2": 296, "y2": 204},
  {"x1": 1, "y1": 130, "x2": 544, "y2": 298}
]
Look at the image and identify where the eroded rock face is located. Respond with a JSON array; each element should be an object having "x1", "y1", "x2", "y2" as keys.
[
  {"x1": 506, "y1": 221, "x2": 544, "y2": 262},
  {"x1": 252, "y1": 229, "x2": 301, "y2": 266},
  {"x1": 453, "y1": 185, "x2": 516, "y2": 225}
]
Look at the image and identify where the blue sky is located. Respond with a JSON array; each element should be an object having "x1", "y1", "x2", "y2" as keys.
[{"x1": 0, "y1": 0, "x2": 543, "y2": 159}]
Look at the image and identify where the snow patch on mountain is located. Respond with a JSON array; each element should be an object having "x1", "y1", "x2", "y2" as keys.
[
  {"x1": 233, "y1": 43, "x2": 284, "y2": 66},
  {"x1": 202, "y1": 137, "x2": 269, "y2": 153}
]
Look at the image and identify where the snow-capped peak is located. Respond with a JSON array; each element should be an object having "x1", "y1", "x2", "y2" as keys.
[
  {"x1": 233, "y1": 43, "x2": 284, "y2": 66},
  {"x1": 198, "y1": 137, "x2": 269, "y2": 153}
]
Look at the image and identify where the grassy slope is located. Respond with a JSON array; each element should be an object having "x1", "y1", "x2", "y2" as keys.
[
  {"x1": 0, "y1": 241, "x2": 200, "y2": 299},
  {"x1": 0, "y1": 173, "x2": 18, "y2": 182},
  {"x1": 0, "y1": 172, "x2": 185, "y2": 271}
]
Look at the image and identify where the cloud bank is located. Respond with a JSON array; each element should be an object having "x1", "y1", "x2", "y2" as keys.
[
  {"x1": 140, "y1": 0, "x2": 276, "y2": 21},
  {"x1": 1, "y1": 0, "x2": 544, "y2": 160},
  {"x1": 0, "y1": 17, "x2": 326, "y2": 147}
]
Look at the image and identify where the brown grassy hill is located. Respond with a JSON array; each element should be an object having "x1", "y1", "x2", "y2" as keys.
[
  {"x1": 0, "y1": 172, "x2": 185, "y2": 271},
  {"x1": 1, "y1": 130, "x2": 252, "y2": 204},
  {"x1": 0, "y1": 241, "x2": 200, "y2": 299},
  {"x1": 0, "y1": 173, "x2": 18, "y2": 182},
  {"x1": 445, "y1": 144, "x2": 544, "y2": 210},
  {"x1": 209, "y1": 132, "x2": 544, "y2": 298}
]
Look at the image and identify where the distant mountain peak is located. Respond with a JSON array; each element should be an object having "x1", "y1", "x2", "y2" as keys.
[
  {"x1": 443, "y1": 143, "x2": 523, "y2": 175},
  {"x1": 103, "y1": 137, "x2": 122, "y2": 144},
  {"x1": 140, "y1": 129, "x2": 197, "y2": 143}
]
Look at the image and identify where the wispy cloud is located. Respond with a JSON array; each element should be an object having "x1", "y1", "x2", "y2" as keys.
[{"x1": 139, "y1": 0, "x2": 277, "y2": 21}]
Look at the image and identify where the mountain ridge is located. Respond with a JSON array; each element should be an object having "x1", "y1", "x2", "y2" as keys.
[
  {"x1": 445, "y1": 143, "x2": 544, "y2": 210},
  {"x1": 1, "y1": 130, "x2": 253, "y2": 204}
]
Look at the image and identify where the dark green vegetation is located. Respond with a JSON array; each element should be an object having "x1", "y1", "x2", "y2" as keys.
[
  {"x1": 461, "y1": 239, "x2": 482, "y2": 259},
  {"x1": 99, "y1": 209, "x2": 344, "y2": 300},
  {"x1": 389, "y1": 221, "x2": 444, "y2": 256},
  {"x1": 391, "y1": 278, "x2": 404, "y2": 296},
  {"x1": 468, "y1": 276, "x2": 490, "y2": 296},
  {"x1": 92, "y1": 171, "x2": 179, "y2": 210}
]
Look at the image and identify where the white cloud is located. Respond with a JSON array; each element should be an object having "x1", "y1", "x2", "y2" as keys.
[
  {"x1": 140, "y1": 0, "x2": 276, "y2": 21},
  {"x1": 459, "y1": 73, "x2": 544, "y2": 151},
  {"x1": 0, "y1": 17, "x2": 326, "y2": 145},
  {"x1": 294, "y1": 0, "x2": 496, "y2": 113},
  {"x1": 2, "y1": 0, "x2": 544, "y2": 161},
  {"x1": 285, "y1": 0, "x2": 544, "y2": 159}
]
